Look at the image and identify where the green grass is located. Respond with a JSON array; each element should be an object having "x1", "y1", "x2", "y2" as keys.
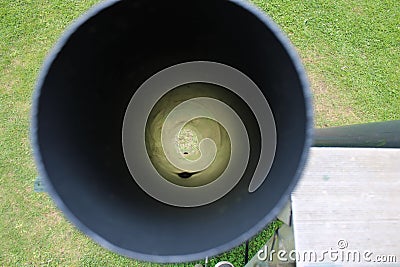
[
  {"x1": 253, "y1": 0, "x2": 399, "y2": 127},
  {"x1": 0, "y1": 0, "x2": 398, "y2": 266}
]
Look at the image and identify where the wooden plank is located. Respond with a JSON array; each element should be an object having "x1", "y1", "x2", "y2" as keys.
[{"x1": 292, "y1": 147, "x2": 400, "y2": 267}]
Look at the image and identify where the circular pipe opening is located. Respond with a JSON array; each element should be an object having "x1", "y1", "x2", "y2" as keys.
[{"x1": 32, "y1": 0, "x2": 312, "y2": 263}]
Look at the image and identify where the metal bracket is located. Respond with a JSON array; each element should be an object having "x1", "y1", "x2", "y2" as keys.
[{"x1": 34, "y1": 176, "x2": 47, "y2": 192}]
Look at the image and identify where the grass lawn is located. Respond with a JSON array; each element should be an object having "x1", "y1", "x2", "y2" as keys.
[{"x1": 0, "y1": 0, "x2": 398, "y2": 266}]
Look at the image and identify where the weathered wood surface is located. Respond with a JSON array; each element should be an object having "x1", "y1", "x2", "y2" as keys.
[{"x1": 292, "y1": 147, "x2": 400, "y2": 266}]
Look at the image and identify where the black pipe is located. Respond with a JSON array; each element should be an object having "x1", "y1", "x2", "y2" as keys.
[
  {"x1": 31, "y1": 0, "x2": 312, "y2": 263},
  {"x1": 314, "y1": 120, "x2": 400, "y2": 148}
]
